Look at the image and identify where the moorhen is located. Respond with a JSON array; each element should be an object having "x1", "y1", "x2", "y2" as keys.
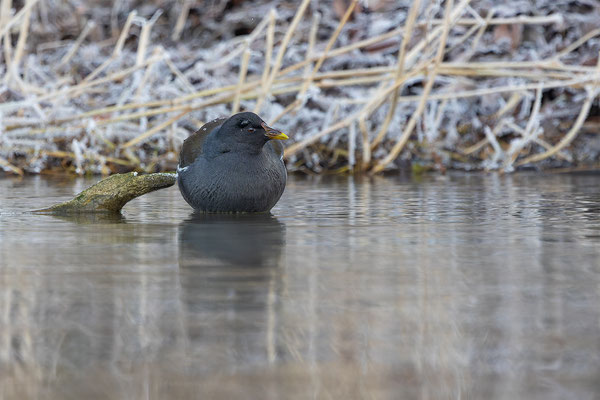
[{"x1": 177, "y1": 112, "x2": 288, "y2": 213}]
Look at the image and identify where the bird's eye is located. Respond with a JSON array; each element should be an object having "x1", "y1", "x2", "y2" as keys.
[
  {"x1": 248, "y1": 127, "x2": 255, "y2": 133},
  {"x1": 239, "y1": 120, "x2": 250, "y2": 128}
]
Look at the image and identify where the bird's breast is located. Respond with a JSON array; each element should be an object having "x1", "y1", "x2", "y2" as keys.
[{"x1": 178, "y1": 151, "x2": 286, "y2": 212}]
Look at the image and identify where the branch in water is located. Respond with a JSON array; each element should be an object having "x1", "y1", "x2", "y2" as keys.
[{"x1": 36, "y1": 172, "x2": 177, "y2": 214}]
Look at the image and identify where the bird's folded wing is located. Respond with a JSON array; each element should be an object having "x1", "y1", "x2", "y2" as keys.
[{"x1": 179, "y1": 118, "x2": 227, "y2": 168}]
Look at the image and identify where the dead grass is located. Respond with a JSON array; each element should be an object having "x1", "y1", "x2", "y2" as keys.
[{"x1": 0, "y1": 0, "x2": 599, "y2": 175}]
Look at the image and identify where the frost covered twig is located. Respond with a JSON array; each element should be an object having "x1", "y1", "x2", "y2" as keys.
[{"x1": 371, "y1": 0, "x2": 456, "y2": 174}]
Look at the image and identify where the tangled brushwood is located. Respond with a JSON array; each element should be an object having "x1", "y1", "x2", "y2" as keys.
[{"x1": 0, "y1": 0, "x2": 599, "y2": 176}]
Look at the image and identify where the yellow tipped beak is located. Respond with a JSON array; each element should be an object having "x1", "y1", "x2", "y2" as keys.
[
  {"x1": 261, "y1": 122, "x2": 289, "y2": 140},
  {"x1": 269, "y1": 132, "x2": 289, "y2": 140}
]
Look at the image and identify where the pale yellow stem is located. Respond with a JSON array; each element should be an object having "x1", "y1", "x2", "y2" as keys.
[
  {"x1": 370, "y1": 0, "x2": 422, "y2": 150},
  {"x1": 371, "y1": 0, "x2": 455, "y2": 174},
  {"x1": 254, "y1": 0, "x2": 311, "y2": 113},
  {"x1": 232, "y1": 46, "x2": 251, "y2": 114}
]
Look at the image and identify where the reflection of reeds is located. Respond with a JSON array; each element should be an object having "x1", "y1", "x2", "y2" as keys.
[{"x1": 1, "y1": 1, "x2": 599, "y2": 175}]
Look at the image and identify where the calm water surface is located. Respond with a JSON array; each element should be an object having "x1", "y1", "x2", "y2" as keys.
[{"x1": 1, "y1": 173, "x2": 599, "y2": 399}]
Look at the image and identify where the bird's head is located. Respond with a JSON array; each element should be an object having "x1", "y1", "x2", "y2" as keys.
[{"x1": 215, "y1": 112, "x2": 288, "y2": 154}]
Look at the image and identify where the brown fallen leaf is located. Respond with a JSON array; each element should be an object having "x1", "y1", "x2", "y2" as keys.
[
  {"x1": 493, "y1": 23, "x2": 523, "y2": 52},
  {"x1": 333, "y1": 0, "x2": 362, "y2": 21}
]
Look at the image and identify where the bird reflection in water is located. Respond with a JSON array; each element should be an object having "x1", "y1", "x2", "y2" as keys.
[
  {"x1": 179, "y1": 212, "x2": 285, "y2": 268},
  {"x1": 177, "y1": 213, "x2": 285, "y2": 369}
]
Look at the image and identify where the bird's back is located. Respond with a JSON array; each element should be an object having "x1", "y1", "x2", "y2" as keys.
[{"x1": 178, "y1": 118, "x2": 226, "y2": 169}]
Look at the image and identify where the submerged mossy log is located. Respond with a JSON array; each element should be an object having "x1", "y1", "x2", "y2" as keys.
[{"x1": 37, "y1": 172, "x2": 177, "y2": 214}]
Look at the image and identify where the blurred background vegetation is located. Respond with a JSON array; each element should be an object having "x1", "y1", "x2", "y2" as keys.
[{"x1": 0, "y1": 0, "x2": 599, "y2": 176}]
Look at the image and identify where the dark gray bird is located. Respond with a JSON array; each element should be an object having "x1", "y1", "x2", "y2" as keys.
[{"x1": 177, "y1": 112, "x2": 288, "y2": 213}]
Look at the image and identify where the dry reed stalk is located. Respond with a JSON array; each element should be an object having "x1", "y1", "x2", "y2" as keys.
[
  {"x1": 8, "y1": 52, "x2": 583, "y2": 125},
  {"x1": 5, "y1": 65, "x2": 592, "y2": 139},
  {"x1": 505, "y1": 120, "x2": 572, "y2": 162},
  {"x1": 437, "y1": 67, "x2": 573, "y2": 80},
  {"x1": 134, "y1": 47, "x2": 163, "y2": 100},
  {"x1": 534, "y1": 140, "x2": 574, "y2": 163},
  {"x1": 123, "y1": 148, "x2": 141, "y2": 166},
  {"x1": 11, "y1": 0, "x2": 31, "y2": 68},
  {"x1": 312, "y1": 66, "x2": 394, "y2": 79},
  {"x1": 7, "y1": 0, "x2": 32, "y2": 95},
  {"x1": 2, "y1": 31, "x2": 11, "y2": 76},
  {"x1": 370, "y1": 0, "x2": 422, "y2": 150},
  {"x1": 458, "y1": 9, "x2": 494, "y2": 61},
  {"x1": 278, "y1": 26, "x2": 404, "y2": 77},
  {"x1": 232, "y1": 45, "x2": 251, "y2": 114},
  {"x1": 305, "y1": 13, "x2": 320, "y2": 77},
  {"x1": 357, "y1": 0, "x2": 471, "y2": 154},
  {"x1": 358, "y1": 117, "x2": 371, "y2": 168},
  {"x1": 451, "y1": 5, "x2": 485, "y2": 39},
  {"x1": 164, "y1": 56, "x2": 195, "y2": 94},
  {"x1": 399, "y1": 0, "x2": 472, "y2": 70},
  {"x1": 446, "y1": 61, "x2": 594, "y2": 72},
  {"x1": 458, "y1": 92, "x2": 522, "y2": 156},
  {"x1": 67, "y1": 68, "x2": 397, "y2": 119},
  {"x1": 348, "y1": 121, "x2": 357, "y2": 168},
  {"x1": 113, "y1": 11, "x2": 138, "y2": 56},
  {"x1": 121, "y1": 109, "x2": 192, "y2": 149},
  {"x1": 447, "y1": 22, "x2": 480, "y2": 55},
  {"x1": 261, "y1": 9, "x2": 277, "y2": 88},
  {"x1": 276, "y1": 11, "x2": 560, "y2": 80},
  {"x1": 0, "y1": 157, "x2": 24, "y2": 176},
  {"x1": 57, "y1": 20, "x2": 95, "y2": 68},
  {"x1": 73, "y1": 10, "x2": 137, "y2": 96},
  {"x1": 483, "y1": 125, "x2": 504, "y2": 168},
  {"x1": 284, "y1": 65, "x2": 426, "y2": 158},
  {"x1": 51, "y1": 55, "x2": 167, "y2": 104},
  {"x1": 371, "y1": 0, "x2": 456, "y2": 174},
  {"x1": 392, "y1": 75, "x2": 596, "y2": 103},
  {"x1": 209, "y1": 10, "x2": 272, "y2": 69},
  {"x1": 301, "y1": 0, "x2": 358, "y2": 96},
  {"x1": 0, "y1": 54, "x2": 164, "y2": 114},
  {"x1": 254, "y1": 0, "x2": 313, "y2": 113},
  {"x1": 515, "y1": 57, "x2": 600, "y2": 166},
  {"x1": 269, "y1": 12, "x2": 320, "y2": 125},
  {"x1": 34, "y1": 82, "x2": 244, "y2": 126},
  {"x1": 171, "y1": 0, "x2": 191, "y2": 41},
  {"x1": 433, "y1": 97, "x2": 448, "y2": 132},
  {"x1": 6, "y1": 60, "x2": 585, "y2": 131},
  {"x1": 505, "y1": 85, "x2": 543, "y2": 168},
  {"x1": 0, "y1": 0, "x2": 37, "y2": 37},
  {"x1": 270, "y1": 0, "x2": 357, "y2": 124},
  {"x1": 554, "y1": 28, "x2": 600, "y2": 60},
  {"x1": 285, "y1": 117, "x2": 351, "y2": 158},
  {"x1": 40, "y1": 150, "x2": 134, "y2": 167},
  {"x1": 0, "y1": 0, "x2": 12, "y2": 29},
  {"x1": 12, "y1": 88, "x2": 246, "y2": 136},
  {"x1": 136, "y1": 11, "x2": 162, "y2": 67},
  {"x1": 418, "y1": 14, "x2": 563, "y2": 27},
  {"x1": 460, "y1": 137, "x2": 488, "y2": 156}
]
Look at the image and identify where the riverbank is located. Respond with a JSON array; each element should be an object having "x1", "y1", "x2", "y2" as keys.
[{"x1": 1, "y1": 0, "x2": 599, "y2": 176}]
